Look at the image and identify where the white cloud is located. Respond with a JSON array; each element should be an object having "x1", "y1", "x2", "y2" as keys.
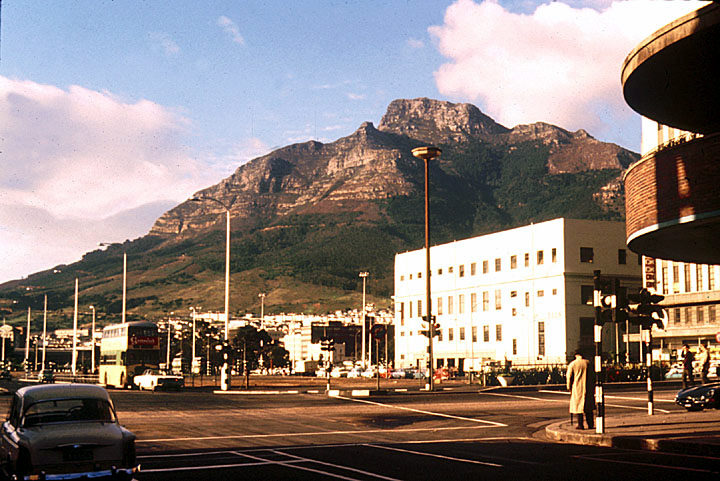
[
  {"x1": 407, "y1": 38, "x2": 425, "y2": 49},
  {"x1": 347, "y1": 93, "x2": 366, "y2": 100},
  {"x1": 218, "y1": 16, "x2": 245, "y2": 45},
  {"x1": 149, "y1": 32, "x2": 180, "y2": 56},
  {"x1": 430, "y1": 0, "x2": 707, "y2": 146},
  {"x1": 0, "y1": 76, "x2": 231, "y2": 282}
]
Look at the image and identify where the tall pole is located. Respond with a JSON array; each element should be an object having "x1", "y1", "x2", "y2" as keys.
[
  {"x1": 90, "y1": 305, "x2": 96, "y2": 373},
  {"x1": 72, "y1": 278, "x2": 78, "y2": 376},
  {"x1": 42, "y1": 295, "x2": 47, "y2": 370},
  {"x1": 645, "y1": 328, "x2": 654, "y2": 415},
  {"x1": 166, "y1": 318, "x2": 171, "y2": 370},
  {"x1": 191, "y1": 196, "x2": 232, "y2": 390},
  {"x1": 593, "y1": 270, "x2": 605, "y2": 434},
  {"x1": 359, "y1": 272, "x2": 368, "y2": 368},
  {"x1": 259, "y1": 293, "x2": 266, "y2": 330},
  {"x1": 191, "y1": 307, "x2": 196, "y2": 364},
  {"x1": 122, "y1": 252, "x2": 127, "y2": 324},
  {"x1": 413, "y1": 146, "x2": 441, "y2": 391},
  {"x1": 24, "y1": 307, "x2": 31, "y2": 372}
]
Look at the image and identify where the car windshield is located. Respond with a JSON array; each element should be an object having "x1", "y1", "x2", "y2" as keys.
[{"x1": 22, "y1": 398, "x2": 116, "y2": 427}]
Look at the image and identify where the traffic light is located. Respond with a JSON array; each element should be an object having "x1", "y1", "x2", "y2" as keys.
[
  {"x1": 626, "y1": 288, "x2": 666, "y2": 330},
  {"x1": 420, "y1": 315, "x2": 440, "y2": 337},
  {"x1": 593, "y1": 271, "x2": 615, "y2": 325}
]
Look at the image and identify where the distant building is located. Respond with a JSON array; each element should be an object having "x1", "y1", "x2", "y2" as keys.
[{"x1": 393, "y1": 218, "x2": 642, "y2": 371}]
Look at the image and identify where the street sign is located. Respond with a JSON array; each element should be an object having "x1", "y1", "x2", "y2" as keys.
[{"x1": 0, "y1": 325, "x2": 13, "y2": 339}]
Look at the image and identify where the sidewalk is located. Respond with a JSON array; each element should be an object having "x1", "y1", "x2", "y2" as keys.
[{"x1": 545, "y1": 409, "x2": 720, "y2": 457}]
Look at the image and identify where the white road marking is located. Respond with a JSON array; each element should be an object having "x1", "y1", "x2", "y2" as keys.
[
  {"x1": 140, "y1": 459, "x2": 304, "y2": 473},
  {"x1": 334, "y1": 395, "x2": 508, "y2": 427},
  {"x1": 366, "y1": 444, "x2": 502, "y2": 467},
  {"x1": 539, "y1": 390, "x2": 677, "y2": 403},
  {"x1": 484, "y1": 391, "x2": 671, "y2": 413},
  {"x1": 233, "y1": 450, "x2": 402, "y2": 481},
  {"x1": 269, "y1": 449, "x2": 402, "y2": 481},
  {"x1": 136, "y1": 425, "x2": 499, "y2": 443}
]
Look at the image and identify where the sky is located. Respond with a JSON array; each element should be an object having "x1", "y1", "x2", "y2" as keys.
[{"x1": 0, "y1": 0, "x2": 708, "y2": 284}]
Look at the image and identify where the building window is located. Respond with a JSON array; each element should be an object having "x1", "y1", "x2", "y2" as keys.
[
  {"x1": 483, "y1": 260, "x2": 489, "y2": 274},
  {"x1": 552, "y1": 248, "x2": 557, "y2": 263},
  {"x1": 459, "y1": 327, "x2": 465, "y2": 341},
  {"x1": 684, "y1": 264, "x2": 691, "y2": 292},
  {"x1": 552, "y1": 288, "x2": 558, "y2": 295},
  {"x1": 525, "y1": 292, "x2": 530, "y2": 307},
  {"x1": 580, "y1": 247, "x2": 594, "y2": 263},
  {"x1": 409, "y1": 302, "x2": 412, "y2": 318},
  {"x1": 538, "y1": 322, "x2": 545, "y2": 356},
  {"x1": 495, "y1": 258, "x2": 501, "y2": 272},
  {"x1": 458, "y1": 294, "x2": 465, "y2": 314},
  {"x1": 495, "y1": 290, "x2": 502, "y2": 310},
  {"x1": 400, "y1": 275, "x2": 404, "y2": 281},
  {"x1": 448, "y1": 328, "x2": 454, "y2": 341},
  {"x1": 471, "y1": 293, "x2": 478, "y2": 312},
  {"x1": 496, "y1": 325, "x2": 502, "y2": 342},
  {"x1": 409, "y1": 274, "x2": 413, "y2": 280},
  {"x1": 418, "y1": 272, "x2": 422, "y2": 279},
  {"x1": 483, "y1": 291, "x2": 489, "y2": 311},
  {"x1": 537, "y1": 250, "x2": 544, "y2": 265},
  {"x1": 697, "y1": 306, "x2": 705, "y2": 324},
  {"x1": 438, "y1": 330, "x2": 442, "y2": 342},
  {"x1": 400, "y1": 331, "x2": 405, "y2": 336},
  {"x1": 673, "y1": 308, "x2": 681, "y2": 325},
  {"x1": 662, "y1": 265, "x2": 669, "y2": 294},
  {"x1": 618, "y1": 249, "x2": 627, "y2": 265},
  {"x1": 510, "y1": 290, "x2": 517, "y2": 298},
  {"x1": 697, "y1": 265, "x2": 704, "y2": 291},
  {"x1": 448, "y1": 296, "x2": 454, "y2": 315},
  {"x1": 673, "y1": 264, "x2": 680, "y2": 293},
  {"x1": 449, "y1": 266, "x2": 454, "y2": 274},
  {"x1": 537, "y1": 290, "x2": 544, "y2": 297},
  {"x1": 459, "y1": 265, "x2": 465, "y2": 277},
  {"x1": 581, "y1": 285, "x2": 594, "y2": 305},
  {"x1": 472, "y1": 326, "x2": 478, "y2": 342},
  {"x1": 399, "y1": 302, "x2": 405, "y2": 325},
  {"x1": 417, "y1": 300, "x2": 422, "y2": 318},
  {"x1": 511, "y1": 255, "x2": 517, "y2": 269},
  {"x1": 470, "y1": 262, "x2": 476, "y2": 276},
  {"x1": 513, "y1": 338, "x2": 517, "y2": 355},
  {"x1": 524, "y1": 253, "x2": 530, "y2": 267},
  {"x1": 437, "y1": 297, "x2": 443, "y2": 316},
  {"x1": 684, "y1": 307, "x2": 692, "y2": 324},
  {"x1": 512, "y1": 308, "x2": 517, "y2": 317},
  {"x1": 710, "y1": 306, "x2": 716, "y2": 323},
  {"x1": 483, "y1": 325, "x2": 490, "y2": 342},
  {"x1": 438, "y1": 268, "x2": 443, "y2": 275},
  {"x1": 710, "y1": 266, "x2": 716, "y2": 290}
]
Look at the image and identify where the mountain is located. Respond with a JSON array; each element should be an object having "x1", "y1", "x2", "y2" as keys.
[{"x1": 0, "y1": 98, "x2": 639, "y2": 326}]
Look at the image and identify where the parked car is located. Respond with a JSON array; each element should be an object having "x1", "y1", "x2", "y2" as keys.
[
  {"x1": 0, "y1": 383, "x2": 137, "y2": 480},
  {"x1": 37, "y1": 369, "x2": 55, "y2": 383},
  {"x1": 133, "y1": 369, "x2": 184, "y2": 391},
  {"x1": 675, "y1": 382, "x2": 720, "y2": 411}
]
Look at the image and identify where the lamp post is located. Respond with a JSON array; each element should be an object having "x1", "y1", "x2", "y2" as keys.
[
  {"x1": 166, "y1": 316, "x2": 172, "y2": 371},
  {"x1": 191, "y1": 195, "x2": 231, "y2": 391},
  {"x1": 72, "y1": 277, "x2": 79, "y2": 376},
  {"x1": 359, "y1": 272, "x2": 369, "y2": 368},
  {"x1": 99, "y1": 243, "x2": 127, "y2": 324},
  {"x1": 190, "y1": 307, "x2": 197, "y2": 365},
  {"x1": 25, "y1": 307, "x2": 31, "y2": 373},
  {"x1": 412, "y1": 146, "x2": 441, "y2": 391},
  {"x1": 89, "y1": 305, "x2": 96, "y2": 373},
  {"x1": 42, "y1": 295, "x2": 47, "y2": 370},
  {"x1": 258, "y1": 293, "x2": 266, "y2": 330}
]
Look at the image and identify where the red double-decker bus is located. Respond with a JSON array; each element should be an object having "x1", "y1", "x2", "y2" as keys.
[{"x1": 99, "y1": 321, "x2": 160, "y2": 388}]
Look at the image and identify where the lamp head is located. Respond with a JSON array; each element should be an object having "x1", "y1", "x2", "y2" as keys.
[{"x1": 412, "y1": 146, "x2": 441, "y2": 161}]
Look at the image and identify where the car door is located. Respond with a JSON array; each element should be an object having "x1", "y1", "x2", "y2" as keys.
[{"x1": 1, "y1": 393, "x2": 21, "y2": 462}]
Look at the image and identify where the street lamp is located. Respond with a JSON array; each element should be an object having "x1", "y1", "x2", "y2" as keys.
[
  {"x1": 412, "y1": 145, "x2": 441, "y2": 391},
  {"x1": 359, "y1": 272, "x2": 369, "y2": 368},
  {"x1": 72, "y1": 277, "x2": 79, "y2": 376},
  {"x1": 89, "y1": 305, "x2": 96, "y2": 373},
  {"x1": 190, "y1": 195, "x2": 231, "y2": 391},
  {"x1": 99, "y1": 243, "x2": 127, "y2": 324},
  {"x1": 42, "y1": 295, "x2": 47, "y2": 370},
  {"x1": 258, "y1": 293, "x2": 266, "y2": 330}
]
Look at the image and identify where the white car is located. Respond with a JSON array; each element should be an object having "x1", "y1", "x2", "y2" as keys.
[
  {"x1": 133, "y1": 369, "x2": 184, "y2": 391},
  {"x1": 0, "y1": 384, "x2": 137, "y2": 480}
]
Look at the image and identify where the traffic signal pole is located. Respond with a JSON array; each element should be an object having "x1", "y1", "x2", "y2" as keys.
[
  {"x1": 645, "y1": 328, "x2": 654, "y2": 415},
  {"x1": 593, "y1": 270, "x2": 606, "y2": 434}
]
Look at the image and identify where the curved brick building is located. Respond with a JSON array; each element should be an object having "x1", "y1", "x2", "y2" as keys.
[{"x1": 622, "y1": 3, "x2": 720, "y2": 264}]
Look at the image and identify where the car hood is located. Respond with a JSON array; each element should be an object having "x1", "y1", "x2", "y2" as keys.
[
  {"x1": 21, "y1": 422, "x2": 129, "y2": 449},
  {"x1": 677, "y1": 382, "x2": 720, "y2": 398}
]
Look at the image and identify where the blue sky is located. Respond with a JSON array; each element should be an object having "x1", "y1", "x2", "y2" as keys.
[{"x1": 0, "y1": 0, "x2": 707, "y2": 283}]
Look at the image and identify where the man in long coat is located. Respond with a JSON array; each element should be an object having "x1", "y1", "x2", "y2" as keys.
[{"x1": 567, "y1": 351, "x2": 595, "y2": 430}]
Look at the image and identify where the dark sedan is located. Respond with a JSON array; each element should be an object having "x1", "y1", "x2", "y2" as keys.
[{"x1": 676, "y1": 382, "x2": 720, "y2": 411}]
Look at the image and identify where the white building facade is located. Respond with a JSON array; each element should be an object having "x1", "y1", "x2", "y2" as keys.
[{"x1": 394, "y1": 218, "x2": 642, "y2": 371}]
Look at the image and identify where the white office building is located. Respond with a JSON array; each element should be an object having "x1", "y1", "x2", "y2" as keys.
[{"x1": 394, "y1": 218, "x2": 642, "y2": 371}]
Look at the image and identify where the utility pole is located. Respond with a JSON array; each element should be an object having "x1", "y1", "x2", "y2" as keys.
[{"x1": 593, "y1": 270, "x2": 605, "y2": 434}]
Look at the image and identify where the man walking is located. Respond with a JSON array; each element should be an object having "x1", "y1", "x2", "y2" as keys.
[
  {"x1": 698, "y1": 344, "x2": 710, "y2": 384},
  {"x1": 681, "y1": 344, "x2": 695, "y2": 389},
  {"x1": 567, "y1": 350, "x2": 594, "y2": 430}
]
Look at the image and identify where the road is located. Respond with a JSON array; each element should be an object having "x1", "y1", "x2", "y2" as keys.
[{"x1": 2, "y1": 384, "x2": 718, "y2": 479}]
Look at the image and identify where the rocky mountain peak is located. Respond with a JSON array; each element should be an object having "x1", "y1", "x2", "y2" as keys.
[{"x1": 378, "y1": 97, "x2": 509, "y2": 144}]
